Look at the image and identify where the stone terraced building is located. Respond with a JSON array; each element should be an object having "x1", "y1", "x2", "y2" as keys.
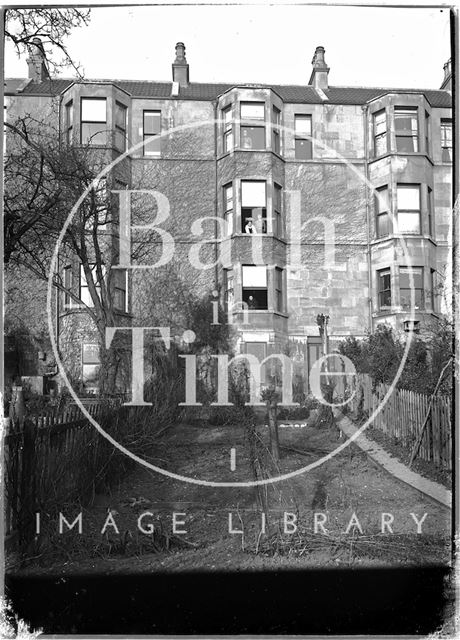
[{"x1": 5, "y1": 41, "x2": 453, "y2": 390}]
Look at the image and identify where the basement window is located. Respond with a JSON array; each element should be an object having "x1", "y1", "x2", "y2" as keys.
[
  {"x1": 241, "y1": 181, "x2": 267, "y2": 233},
  {"x1": 81, "y1": 97, "x2": 107, "y2": 145},
  {"x1": 242, "y1": 266, "x2": 268, "y2": 310}
]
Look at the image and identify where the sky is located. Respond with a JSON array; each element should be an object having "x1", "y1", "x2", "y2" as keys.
[{"x1": 4, "y1": 2, "x2": 452, "y2": 90}]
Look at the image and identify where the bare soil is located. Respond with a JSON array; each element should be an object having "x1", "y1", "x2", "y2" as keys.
[{"x1": 12, "y1": 416, "x2": 452, "y2": 575}]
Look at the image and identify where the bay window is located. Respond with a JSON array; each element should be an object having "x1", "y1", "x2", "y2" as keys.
[
  {"x1": 275, "y1": 267, "x2": 283, "y2": 312},
  {"x1": 65, "y1": 100, "x2": 73, "y2": 145},
  {"x1": 274, "y1": 184, "x2": 283, "y2": 237}
]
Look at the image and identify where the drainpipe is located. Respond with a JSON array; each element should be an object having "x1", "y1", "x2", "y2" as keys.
[
  {"x1": 212, "y1": 99, "x2": 219, "y2": 292},
  {"x1": 362, "y1": 103, "x2": 373, "y2": 332}
]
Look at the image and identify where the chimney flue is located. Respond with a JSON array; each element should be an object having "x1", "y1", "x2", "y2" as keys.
[
  {"x1": 172, "y1": 41, "x2": 189, "y2": 88},
  {"x1": 309, "y1": 45, "x2": 330, "y2": 91},
  {"x1": 26, "y1": 37, "x2": 50, "y2": 82},
  {"x1": 440, "y1": 58, "x2": 452, "y2": 91}
]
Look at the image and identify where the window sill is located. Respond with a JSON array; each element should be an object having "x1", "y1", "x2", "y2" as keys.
[
  {"x1": 371, "y1": 234, "x2": 436, "y2": 245},
  {"x1": 369, "y1": 151, "x2": 434, "y2": 165},
  {"x1": 232, "y1": 309, "x2": 289, "y2": 318}
]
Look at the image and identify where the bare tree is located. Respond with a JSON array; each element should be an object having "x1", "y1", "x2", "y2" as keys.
[{"x1": 5, "y1": 8, "x2": 91, "y2": 76}]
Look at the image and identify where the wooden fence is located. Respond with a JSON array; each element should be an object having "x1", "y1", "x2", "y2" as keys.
[
  {"x1": 347, "y1": 374, "x2": 452, "y2": 471},
  {"x1": 3, "y1": 401, "x2": 125, "y2": 550}
]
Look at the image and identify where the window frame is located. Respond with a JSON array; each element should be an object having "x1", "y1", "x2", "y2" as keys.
[
  {"x1": 373, "y1": 109, "x2": 387, "y2": 157},
  {"x1": 441, "y1": 119, "x2": 452, "y2": 162},
  {"x1": 79, "y1": 263, "x2": 103, "y2": 308},
  {"x1": 294, "y1": 114, "x2": 313, "y2": 160},
  {"x1": 115, "y1": 101, "x2": 128, "y2": 152},
  {"x1": 427, "y1": 186, "x2": 434, "y2": 237},
  {"x1": 241, "y1": 180, "x2": 267, "y2": 234},
  {"x1": 143, "y1": 110, "x2": 161, "y2": 156},
  {"x1": 396, "y1": 184, "x2": 421, "y2": 235},
  {"x1": 424, "y1": 110, "x2": 430, "y2": 156},
  {"x1": 394, "y1": 106, "x2": 419, "y2": 153},
  {"x1": 240, "y1": 101, "x2": 266, "y2": 151},
  {"x1": 377, "y1": 268, "x2": 392, "y2": 310},
  {"x1": 223, "y1": 183, "x2": 234, "y2": 237},
  {"x1": 399, "y1": 266, "x2": 424, "y2": 311},
  {"x1": 375, "y1": 185, "x2": 390, "y2": 238},
  {"x1": 275, "y1": 266, "x2": 283, "y2": 313},
  {"x1": 80, "y1": 97, "x2": 107, "y2": 146},
  {"x1": 224, "y1": 268, "x2": 234, "y2": 311},
  {"x1": 273, "y1": 183, "x2": 283, "y2": 238},
  {"x1": 82, "y1": 343, "x2": 101, "y2": 388},
  {"x1": 242, "y1": 265, "x2": 268, "y2": 310},
  {"x1": 63, "y1": 265, "x2": 73, "y2": 308},
  {"x1": 430, "y1": 268, "x2": 436, "y2": 312},
  {"x1": 272, "y1": 106, "x2": 281, "y2": 154},
  {"x1": 65, "y1": 100, "x2": 73, "y2": 145},
  {"x1": 222, "y1": 105, "x2": 233, "y2": 153}
]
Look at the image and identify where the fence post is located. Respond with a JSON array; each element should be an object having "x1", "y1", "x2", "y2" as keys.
[{"x1": 19, "y1": 417, "x2": 38, "y2": 550}]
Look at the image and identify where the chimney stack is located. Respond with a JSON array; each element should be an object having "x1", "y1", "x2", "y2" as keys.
[
  {"x1": 440, "y1": 58, "x2": 452, "y2": 91},
  {"x1": 309, "y1": 46, "x2": 329, "y2": 91},
  {"x1": 26, "y1": 37, "x2": 50, "y2": 82},
  {"x1": 172, "y1": 42, "x2": 189, "y2": 88}
]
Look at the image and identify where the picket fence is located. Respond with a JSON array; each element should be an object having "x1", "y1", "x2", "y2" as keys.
[
  {"x1": 347, "y1": 374, "x2": 452, "y2": 470},
  {"x1": 3, "y1": 402, "x2": 111, "y2": 549}
]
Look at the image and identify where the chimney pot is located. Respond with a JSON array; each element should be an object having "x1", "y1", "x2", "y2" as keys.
[
  {"x1": 172, "y1": 41, "x2": 189, "y2": 88},
  {"x1": 309, "y1": 45, "x2": 330, "y2": 91},
  {"x1": 26, "y1": 37, "x2": 49, "y2": 82}
]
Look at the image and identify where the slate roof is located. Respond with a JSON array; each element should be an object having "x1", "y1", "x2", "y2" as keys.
[{"x1": 8, "y1": 77, "x2": 452, "y2": 108}]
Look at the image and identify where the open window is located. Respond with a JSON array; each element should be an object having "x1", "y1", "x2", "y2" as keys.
[
  {"x1": 241, "y1": 181, "x2": 266, "y2": 234},
  {"x1": 242, "y1": 266, "x2": 268, "y2": 310}
]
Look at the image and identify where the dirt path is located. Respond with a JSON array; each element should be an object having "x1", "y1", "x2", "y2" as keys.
[{"x1": 17, "y1": 420, "x2": 451, "y2": 574}]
